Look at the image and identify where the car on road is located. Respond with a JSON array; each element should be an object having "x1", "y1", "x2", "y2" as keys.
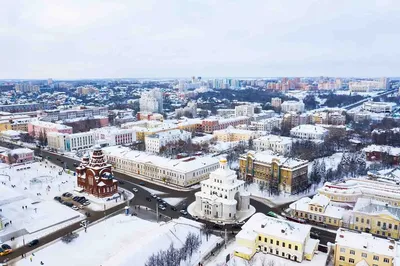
[
  {"x1": 156, "y1": 197, "x2": 161, "y2": 201},
  {"x1": 216, "y1": 220, "x2": 224, "y2": 225},
  {"x1": 132, "y1": 187, "x2": 138, "y2": 193},
  {"x1": 0, "y1": 244, "x2": 12, "y2": 256},
  {"x1": 161, "y1": 200, "x2": 167, "y2": 205},
  {"x1": 54, "y1": 196, "x2": 62, "y2": 202},
  {"x1": 71, "y1": 205, "x2": 79, "y2": 211},
  {"x1": 158, "y1": 205, "x2": 166, "y2": 211},
  {"x1": 180, "y1": 210, "x2": 188, "y2": 215},
  {"x1": 151, "y1": 193, "x2": 157, "y2": 198},
  {"x1": 73, "y1": 162, "x2": 78, "y2": 167},
  {"x1": 192, "y1": 216, "x2": 199, "y2": 221},
  {"x1": 56, "y1": 158, "x2": 60, "y2": 161},
  {"x1": 118, "y1": 180, "x2": 125, "y2": 185},
  {"x1": 139, "y1": 181, "x2": 145, "y2": 186},
  {"x1": 171, "y1": 206, "x2": 177, "y2": 211},
  {"x1": 146, "y1": 197, "x2": 151, "y2": 202},
  {"x1": 28, "y1": 239, "x2": 39, "y2": 247}
]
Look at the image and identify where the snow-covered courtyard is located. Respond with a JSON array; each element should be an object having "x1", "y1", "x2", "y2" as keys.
[{"x1": 15, "y1": 214, "x2": 222, "y2": 266}]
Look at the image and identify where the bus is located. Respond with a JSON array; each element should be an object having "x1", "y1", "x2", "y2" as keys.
[{"x1": 267, "y1": 211, "x2": 278, "y2": 218}]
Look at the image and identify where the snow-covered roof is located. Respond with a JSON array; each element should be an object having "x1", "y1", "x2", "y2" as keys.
[
  {"x1": 97, "y1": 182, "x2": 106, "y2": 187},
  {"x1": 335, "y1": 228, "x2": 400, "y2": 258},
  {"x1": 240, "y1": 213, "x2": 311, "y2": 243},
  {"x1": 290, "y1": 124, "x2": 328, "y2": 135},
  {"x1": 242, "y1": 150, "x2": 308, "y2": 169},
  {"x1": 363, "y1": 145, "x2": 400, "y2": 156},
  {"x1": 309, "y1": 194, "x2": 330, "y2": 207},
  {"x1": 213, "y1": 126, "x2": 257, "y2": 135},
  {"x1": 254, "y1": 135, "x2": 293, "y2": 145},
  {"x1": 29, "y1": 120, "x2": 72, "y2": 130},
  {"x1": 289, "y1": 196, "x2": 345, "y2": 219},
  {"x1": 354, "y1": 198, "x2": 400, "y2": 220},
  {"x1": 11, "y1": 148, "x2": 33, "y2": 155},
  {"x1": 103, "y1": 146, "x2": 219, "y2": 174}
]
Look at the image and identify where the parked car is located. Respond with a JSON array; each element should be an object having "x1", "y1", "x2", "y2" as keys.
[
  {"x1": 28, "y1": 239, "x2": 39, "y2": 247},
  {"x1": 73, "y1": 196, "x2": 80, "y2": 201},
  {"x1": 118, "y1": 180, "x2": 125, "y2": 185},
  {"x1": 71, "y1": 206, "x2": 79, "y2": 211},
  {"x1": 180, "y1": 210, "x2": 188, "y2": 215},
  {"x1": 82, "y1": 201, "x2": 90, "y2": 206},
  {"x1": 63, "y1": 202, "x2": 73, "y2": 207},
  {"x1": 156, "y1": 197, "x2": 161, "y2": 202},
  {"x1": 161, "y1": 200, "x2": 168, "y2": 206},
  {"x1": 171, "y1": 206, "x2": 177, "y2": 211},
  {"x1": 146, "y1": 197, "x2": 151, "y2": 202},
  {"x1": 54, "y1": 196, "x2": 61, "y2": 202},
  {"x1": 139, "y1": 181, "x2": 145, "y2": 186},
  {"x1": 151, "y1": 193, "x2": 157, "y2": 198},
  {"x1": 132, "y1": 187, "x2": 138, "y2": 193},
  {"x1": 193, "y1": 216, "x2": 199, "y2": 221},
  {"x1": 0, "y1": 244, "x2": 12, "y2": 256},
  {"x1": 73, "y1": 162, "x2": 78, "y2": 167},
  {"x1": 158, "y1": 205, "x2": 166, "y2": 211}
]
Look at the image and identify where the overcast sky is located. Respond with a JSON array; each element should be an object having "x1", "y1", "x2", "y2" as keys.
[{"x1": 1, "y1": 0, "x2": 399, "y2": 79}]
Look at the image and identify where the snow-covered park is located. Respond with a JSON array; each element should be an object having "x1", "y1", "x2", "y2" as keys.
[{"x1": 16, "y1": 215, "x2": 222, "y2": 266}]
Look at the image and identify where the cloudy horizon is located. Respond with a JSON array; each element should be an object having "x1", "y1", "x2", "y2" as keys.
[{"x1": 1, "y1": 0, "x2": 399, "y2": 79}]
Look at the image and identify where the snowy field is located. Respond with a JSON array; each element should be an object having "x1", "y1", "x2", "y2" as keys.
[
  {"x1": 162, "y1": 197, "x2": 185, "y2": 206},
  {"x1": 207, "y1": 240, "x2": 328, "y2": 266},
  {"x1": 16, "y1": 215, "x2": 222, "y2": 266}
]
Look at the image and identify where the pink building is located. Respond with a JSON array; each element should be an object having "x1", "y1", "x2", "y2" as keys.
[
  {"x1": 0, "y1": 148, "x2": 34, "y2": 164},
  {"x1": 28, "y1": 120, "x2": 73, "y2": 138}
]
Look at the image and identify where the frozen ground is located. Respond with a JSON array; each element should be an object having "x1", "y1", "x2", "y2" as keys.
[
  {"x1": 207, "y1": 239, "x2": 328, "y2": 266},
  {"x1": 16, "y1": 215, "x2": 222, "y2": 266},
  {"x1": 307, "y1": 152, "x2": 343, "y2": 173}
]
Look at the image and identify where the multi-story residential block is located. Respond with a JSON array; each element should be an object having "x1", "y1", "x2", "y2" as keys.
[
  {"x1": 349, "y1": 78, "x2": 388, "y2": 92},
  {"x1": 0, "y1": 121, "x2": 11, "y2": 132},
  {"x1": 350, "y1": 198, "x2": 400, "y2": 239},
  {"x1": 175, "y1": 101, "x2": 197, "y2": 118},
  {"x1": 234, "y1": 213, "x2": 319, "y2": 262},
  {"x1": 271, "y1": 97, "x2": 282, "y2": 109},
  {"x1": 213, "y1": 126, "x2": 261, "y2": 142},
  {"x1": 139, "y1": 88, "x2": 163, "y2": 113},
  {"x1": 28, "y1": 120, "x2": 73, "y2": 138},
  {"x1": 0, "y1": 103, "x2": 50, "y2": 113},
  {"x1": 253, "y1": 135, "x2": 292, "y2": 155},
  {"x1": 122, "y1": 121, "x2": 178, "y2": 141},
  {"x1": 47, "y1": 131, "x2": 95, "y2": 152},
  {"x1": 283, "y1": 112, "x2": 310, "y2": 128},
  {"x1": 281, "y1": 101, "x2": 305, "y2": 113},
  {"x1": 251, "y1": 117, "x2": 282, "y2": 132},
  {"x1": 136, "y1": 112, "x2": 164, "y2": 121},
  {"x1": 145, "y1": 129, "x2": 192, "y2": 154},
  {"x1": 363, "y1": 145, "x2": 400, "y2": 165},
  {"x1": 201, "y1": 116, "x2": 250, "y2": 134},
  {"x1": 239, "y1": 150, "x2": 309, "y2": 194},
  {"x1": 362, "y1": 101, "x2": 395, "y2": 113},
  {"x1": 251, "y1": 110, "x2": 276, "y2": 122},
  {"x1": 0, "y1": 130, "x2": 21, "y2": 142},
  {"x1": 0, "y1": 115, "x2": 33, "y2": 132},
  {"x1": 216, "y1": 109, "x2": 235, "y2": 118},
  {"x1": 91, "y1": 127, "x2": 136, "y2": 147},
  {"x1": 103, "y1": 146, "x2": 219, "y2": 187},
  {"x1": 334, "y1": 228, "x2": 397, "y2": 266},
  {"x1": 318, "y1": 179, "x2": 400, "y2": 207},
  {"x1": 193, "y1": 158, "x2": 251, "y2": 221},
  {"x1": 235, "y1": 105, "x2": 255, "y2": 117},
  {"x1": 289, "y1": 194, "x2": 346, "y2": 227},
  {"x1": 290, "y1": 124, "x2": 328, "y2": 140}
]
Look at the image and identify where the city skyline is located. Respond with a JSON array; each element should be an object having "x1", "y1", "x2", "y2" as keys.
[{"x1": 1, "y1": 0, "x2": 399, "y2": 79}]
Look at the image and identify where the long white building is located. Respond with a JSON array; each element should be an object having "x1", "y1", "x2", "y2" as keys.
[
  {"x1": 193, "y1": 158, "x2": 251, "y2": 221},
  {"x1": 235, "y1": 105, "x2": 255, "y2": 117},
  {"x1": 253, "y1": 135, "x2": 293, "y2": 155},
  {"x1": 362, "y1": 101, "x2": 395, "y2": 113},
  {"x1": 290, "y1": 124, "x2": 328, "y2": 140},
  {"x1": 91, "y1": 127, "x2": 136, "y2": 147},
  {"x1": 251, "y1": 117, "x2": 282, "y2": 132},
  {"x1": 145, "y1": 129, "x2": 192, "y2": 154},
  {"x1": 103, "y1": 146, "x2": 220, "y2": 187},
  {"x1": 281, "y1": 101, "x2": 305, "y2": 113},
  {"x1": 47, "y1": 131, "x2": 95, "y2": 152}
]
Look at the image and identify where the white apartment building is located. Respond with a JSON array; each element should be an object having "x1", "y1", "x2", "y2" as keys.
[
  {"x1": 47, "y1": 131, "x2": 95, "y2": 152},
  {"x1": 145, "y1": 129, "x2": 192, "y2": 154},
  {"x1": 103, "y1": 146, "x2": 220, "y2": 187},
  {"x1": 271, "y1": 97, "x2": 282, "y2": 108},
  {"x1": 253, "y1": 135, "x2": 293, "y2": 155},
  {"x1": 362, "y1": 101, "x2": 395, "y2": 113},
  {"x1": 235, "y1": 105, "x2": 255, "y2": 117},
  {"x1": 290, "y1": 124, "x2": 328, "y2": 140},
  {"x1": 139, "y1": 88, "x2": 163, "y2": 113},
  {"x1": 91, "y1": 127, "x2": 136, "y2": 147},
  {"x1": 251, "y1": 117, "x2": 282, "y2": 132},
  {"x1": 281, "y1": 101, "x2": 305, "y2": 113},
  {"x1": 213, "y1": 126, "x2": 262, "y2": 143},
  {"x1": 349, "y1": 78, "x2": 388, "y2": 92},
  {"x1": 193, "y1": 158, "x2": 251, "y2": 221}
]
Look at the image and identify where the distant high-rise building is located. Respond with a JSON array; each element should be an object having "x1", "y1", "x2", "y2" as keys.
[
  {"x1": 271, "y1": 97, "x2": 282, "y2": 109},
  {"x1": 47, "y1": 78, "x2": 53, "y2": 85},
  {"x1": 139, "y1": 88, "x2": 164, "y2": 113}
]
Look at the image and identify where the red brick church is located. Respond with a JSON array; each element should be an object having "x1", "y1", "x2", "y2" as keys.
[{"x1": 76, "y1": 145, "x2": 118, "y2": 198}]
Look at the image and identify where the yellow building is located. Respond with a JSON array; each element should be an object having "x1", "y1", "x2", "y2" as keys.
[
  {"x1": 213, "y1": 126, "x2": 259, "y2": 142},
  {"x1": 234, "y1": 213, "x2": 319, "y2": 262},
  {"x1": 289, "y1": 194, "x2": 346, "y2": 227},
  {"x1": 334, "y1": 228, "x2": 397, "y2": 266},
  {"x1": 0, "y1": 121, "x2": 11, "y2": 132},
  {"x1": 349, "y1": 198, "x2": 400, "y2": 239},
  {"x1": 239, "y1": 151, "x2": 309, "y2": 194}
]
